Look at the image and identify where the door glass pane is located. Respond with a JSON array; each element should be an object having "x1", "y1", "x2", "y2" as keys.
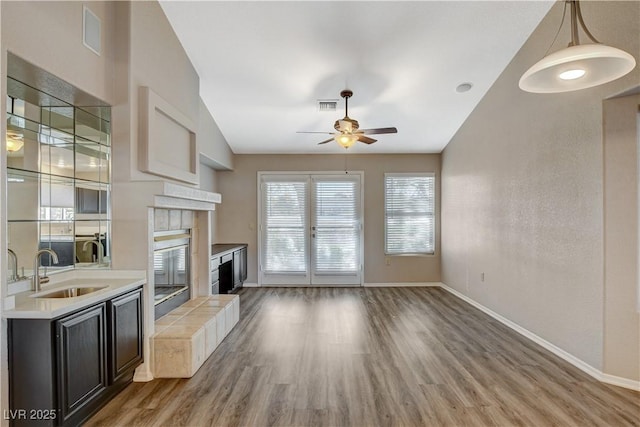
[
  {"x1": 263, "y1": 181, "x2": 307, "y2": 273},
  {"x1": 313, "y1": 179, "x2": 359, "y2": 273}
]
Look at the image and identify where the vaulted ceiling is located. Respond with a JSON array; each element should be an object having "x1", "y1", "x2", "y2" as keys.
[{"x1": 160, "y1": 1, "x2": 554, "y2": 154}]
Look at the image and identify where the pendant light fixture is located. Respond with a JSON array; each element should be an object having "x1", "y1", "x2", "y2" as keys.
[{"x1": 519, "y1": 0, "x2": 636, "y2": 93}]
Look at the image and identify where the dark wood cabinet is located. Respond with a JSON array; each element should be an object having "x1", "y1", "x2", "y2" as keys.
[
  {"x1": 56, "y1": 304, "x2": 108, "y2": 424},
  {"x1": 76, "y1": 187, "x2": 107, "y2": 214},
  {"x1": 212, "y1": 244, "x2": 247, "y2": 294},
  {"x1": 240, "y1": 247, "x2": 248, "y2": 282},
  {"x1": 233, "y1": 250, "x2": 242, "y2": 288},
  {"x1": 233, "y1": 247, "x2": 248, "y2": 287},
  {"x1": 38, "y1": 241, "x2": 74, "y2": 267},
  {"x1": 108, "y1": 288, "x2": 143, "y2": 383},
  {"x1": 8, "y1": 287, "x2": 143, "y2": 427}
]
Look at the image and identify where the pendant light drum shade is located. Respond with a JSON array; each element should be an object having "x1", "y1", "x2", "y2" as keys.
[{"x1": 519, "y1": 44, "x2": 636, "y2": 93}]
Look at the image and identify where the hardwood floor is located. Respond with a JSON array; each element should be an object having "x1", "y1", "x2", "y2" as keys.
[{"x1": 86, "y1": 287, "x2": 640, "y2": 426}]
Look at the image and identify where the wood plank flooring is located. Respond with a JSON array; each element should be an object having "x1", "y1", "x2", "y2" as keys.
[{"x1": 86, "y1": 287, "x2": 640, "y2": 426}]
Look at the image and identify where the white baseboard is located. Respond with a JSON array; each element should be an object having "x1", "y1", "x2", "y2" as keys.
[
  {"x1": 439, "y1": 282, "x2": 640, "y2": 392},
  {"x1": 251, "y1": 282, "x2": 441, "y2": 288},
  {"x1": 599, "y1": 373, "x2": 640, "y2": 391},
  {"x1": 364, "y1": 282, "x2": 442, "y2": 287}
]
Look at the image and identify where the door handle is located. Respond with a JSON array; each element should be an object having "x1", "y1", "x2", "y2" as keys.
[{"x1": 312, "y1": 233, "x2": 316, "y2": 238}]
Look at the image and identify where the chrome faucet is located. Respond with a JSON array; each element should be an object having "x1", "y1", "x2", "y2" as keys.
[
  {"x1": 7, "y1": 249, "x2": 18, "y2": 282},
  {"x1": 82, "y1": 240, "x2": 104, "y2": 265},
  {"x1": 33, "y1": 249, "x2": 59, "y2": 292}
]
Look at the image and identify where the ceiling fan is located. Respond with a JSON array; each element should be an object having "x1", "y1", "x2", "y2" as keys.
[{"x1": 298, "y1": 89, "x2": 397, "y2": 149}]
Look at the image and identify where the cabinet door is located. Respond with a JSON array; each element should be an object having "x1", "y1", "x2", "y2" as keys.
[
  {"x1": 56, "y1": 303, "x2": 107, "y2": 423},
  {"x1": 233, "y1": 250, "x2": 242, "y2": 287},
  {"x1": 109, "y1": 288, "x2": 143, "y2": 383},
  {"x1": 240, "y1": 247, "x2": 248, "y2": 282}
]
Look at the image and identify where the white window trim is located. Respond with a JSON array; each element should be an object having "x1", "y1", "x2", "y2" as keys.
[{"x1": 384, "y1": 172, "x2": 437, "y2": 256}]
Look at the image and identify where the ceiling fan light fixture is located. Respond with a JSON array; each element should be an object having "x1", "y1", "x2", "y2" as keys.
[
  {"x1": 335, "y1": 133, "x2": 358, "y2": 149},
  {"x1": 298, "y1": 89, "x2": 398, "y2": 147},
  {"x1": 519, "y1": 0, "x2": 636, "y2": 94}
]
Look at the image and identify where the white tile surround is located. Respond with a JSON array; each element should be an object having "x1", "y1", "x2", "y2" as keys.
[{"x1": 152, "y1": 294, "x2": 239, "y2": 378}]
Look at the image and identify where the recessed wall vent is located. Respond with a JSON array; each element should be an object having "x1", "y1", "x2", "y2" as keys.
[
  {"x1": 317, "y1": 99, "x2": 339, "y2": 112},
  {"x1": 83, "y1": 5, "x2": 101, "y2": 56}
]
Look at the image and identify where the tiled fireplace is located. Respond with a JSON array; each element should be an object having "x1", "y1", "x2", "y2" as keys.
[{"x1": 112, "y1": 181, "x2": 221, "y2": 381}]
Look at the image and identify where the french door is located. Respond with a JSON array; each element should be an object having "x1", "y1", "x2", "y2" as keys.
[{"x1": 259, "y1": 173, "x2": 363, "y2": 286}]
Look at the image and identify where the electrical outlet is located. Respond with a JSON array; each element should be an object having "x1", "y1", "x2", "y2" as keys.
[{"x1": 385, "y1": 257, "x2": 391, "y2": 266}]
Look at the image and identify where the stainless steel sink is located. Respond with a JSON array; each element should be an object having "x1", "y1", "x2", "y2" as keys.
[{"x1": 35, "y1": 286, "x2": 108, "y2": 298}]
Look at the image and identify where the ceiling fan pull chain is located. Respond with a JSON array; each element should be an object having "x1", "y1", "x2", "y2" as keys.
[{"x1": 345, "y1": 152, "x2": 349, "y2": 174}]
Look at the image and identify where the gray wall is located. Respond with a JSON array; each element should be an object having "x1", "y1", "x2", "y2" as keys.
[
  {"x1": 199, "y1": 98, "x2": 234, "y2": 171},
  {"x1": 0, "y1": 1, "x2": 116, "y2": 104},
  {"x1": 441, "y1": 1, "x2": 639, "y2": 375},
  {"x1": 217, "y1": 154, "x2": 441, "y2": 285},
  {"x1": 603, "y1": 94, "x2": 640, "y2": 381},
  {"x1": 199, "y1": 164, "x2": 219, "y2": 243}
]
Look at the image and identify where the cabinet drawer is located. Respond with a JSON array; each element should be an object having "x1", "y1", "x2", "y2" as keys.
[
  {"x1": 210, "y1": 257, "x2": 220, "y2": 270},
  {"x1": 221, "y1": 253, "x2": 232, "y2": 264},
  {"x1": 211, "y1": 269, "x2": 219, "y2": 283}
]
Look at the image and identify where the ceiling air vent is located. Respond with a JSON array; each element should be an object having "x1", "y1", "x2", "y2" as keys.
[{"x1": 317, "y1": 99, "x2": 338, "y2": 112}]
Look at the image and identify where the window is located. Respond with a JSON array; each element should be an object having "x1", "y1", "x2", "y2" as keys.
[{"x1": 384, "y1": 173, "x2": 435, "y2": 255}]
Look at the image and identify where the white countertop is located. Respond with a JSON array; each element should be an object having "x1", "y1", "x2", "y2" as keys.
[{"x1": 3, "y1": 269, "x2": 146, "y2": 319}]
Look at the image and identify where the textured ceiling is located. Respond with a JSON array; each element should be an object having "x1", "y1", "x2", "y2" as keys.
[{"x1": 160, "y1": 1, "x2": 554, "y2": 154}]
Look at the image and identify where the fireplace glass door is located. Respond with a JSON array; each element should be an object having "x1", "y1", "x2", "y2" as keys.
[{"x1": 154, "y1": 241, "x2": 190, "y2": 307}]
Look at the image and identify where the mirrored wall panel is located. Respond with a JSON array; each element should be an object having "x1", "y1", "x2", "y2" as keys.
[{"x1": 5, "y1": 77, "x2": 111, "y2": 282}]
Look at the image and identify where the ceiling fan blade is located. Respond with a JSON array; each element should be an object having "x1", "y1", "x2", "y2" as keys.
[
  {"x1": 297, "y1": 131, "x2": 334, "y2": 134},
  {"x1": 357, "y1": 127, "x2": 398, "y2": 135},
  {"x1": 317, "y1": 137, "x2": 334, "y2": 145},
  {"x1": 358, "y1": 135, "x2": 377, "y2": 144}
]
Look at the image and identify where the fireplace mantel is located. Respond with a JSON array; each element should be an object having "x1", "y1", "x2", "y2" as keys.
[
  {"x1": 114, "y1": 181, "x2": 221, "y2": 212},
  {"x1": 154, "y1": 181, "x2": 221, "y2": 210}
]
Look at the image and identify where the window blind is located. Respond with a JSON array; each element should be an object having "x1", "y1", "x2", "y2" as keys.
[
  {"x1": 153, "y1": 248, "x2": 186, "y2": 273},
  {"x1": 313, "y1": 179, "x2": 359, "y2": 273},
  {"x1": 262, "y1": 180, "x2": 307, "y2": 273},
  {"x1": 385, "y1": 174, "x2": 435, "y2": 255},
  {"x1": 153, "y1": 252, "x2": 164, "y2": 272}
]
